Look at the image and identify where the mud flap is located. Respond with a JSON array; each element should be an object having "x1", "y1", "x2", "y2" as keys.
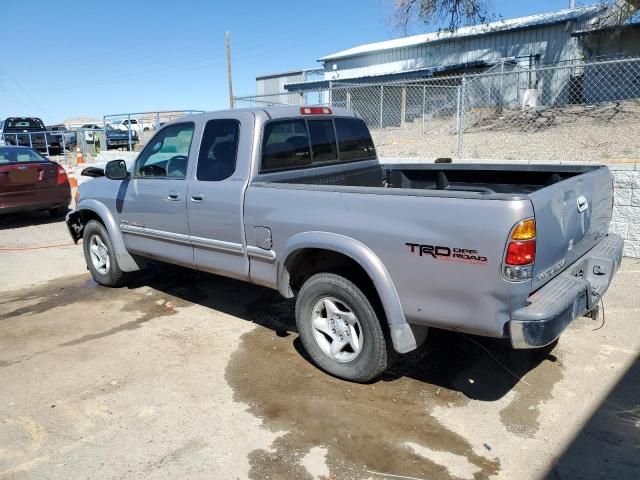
[{"x1": 65, "y1": 210, "x2": 84, "y2": 243}]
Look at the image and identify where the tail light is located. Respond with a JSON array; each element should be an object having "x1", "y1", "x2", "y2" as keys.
[
  {"x1": 503, "y1": 218, "x2": 536, "y2": 281},
  {"x1": 300, "y1": 106, "x2": 332, "y2": 115},
  {"x1": 57, "y1": 166, "x2": 68, "y2": 185}
]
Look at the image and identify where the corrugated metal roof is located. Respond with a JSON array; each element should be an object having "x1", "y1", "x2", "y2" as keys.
[
  {"x1": 256, "y1": 67, "x2": 323, "y2": 80},
  {"x1": 319, "y1": 4, "x2": 606, "y2": 62},
  {"x1": 284, "y1": 60, "x2": 498, "y2": 91}
]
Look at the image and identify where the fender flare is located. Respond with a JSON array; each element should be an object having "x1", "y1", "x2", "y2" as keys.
[
  {"x1": 279, "y1": 231, "x2": 418, "y2": 353},
  {"x1": 75, "y1": 199, "x2": 142, "y2": 272}
]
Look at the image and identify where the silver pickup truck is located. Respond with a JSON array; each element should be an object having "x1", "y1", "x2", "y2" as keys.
[{"x1": 66, "y1": 106, "x2": 623, "y2": 382}]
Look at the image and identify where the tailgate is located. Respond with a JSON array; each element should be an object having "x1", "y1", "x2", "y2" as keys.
[{"x1": 529, "y1": 166, "x2": 613, "y2": 290}]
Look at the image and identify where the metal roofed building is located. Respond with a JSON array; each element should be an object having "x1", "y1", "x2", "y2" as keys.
[
  {"x1": 255, "y1": 68, "x2": 324, "y2": 105},
  {"x1": 244, "y1": 3, "x2": 639, "y2": 130},
  {"x1": 282, "y1": 3, "x2": 639, "y2": 90}
]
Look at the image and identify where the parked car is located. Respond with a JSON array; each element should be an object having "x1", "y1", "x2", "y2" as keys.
[
  {"x1": 0, "y1": 117, "x2": 62, "y2": 155},
  {"x1": 81, "y1": 124, "x2": 138, "y2": 150},
  {"x1": 66, "y1": 106, "x2": 623, "y2": 382},
  {"x1": 47, "y1": 124, "x2": 77, "y2": 150},
  {"x1": 104, "y1": 125, "x2": 139, "y2": 150},
  {"x1": 0, "y1": 146, "x2": 71, "y2": 216}
]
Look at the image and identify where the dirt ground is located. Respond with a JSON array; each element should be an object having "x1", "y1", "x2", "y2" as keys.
[
  {"x1": 0, "y1": 213, "x2": 639, "y2": 480},
  {"x1": 373, "y1": 100, "x2": 640, "y2": 162}
]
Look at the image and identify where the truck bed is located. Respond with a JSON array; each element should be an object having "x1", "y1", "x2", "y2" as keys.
[
  {"x1": 262, "y1": 161, "x2": 601, "y2": 197},
  {"x1": 254, "y1": 159, "x2": 613, "y2": 295}
]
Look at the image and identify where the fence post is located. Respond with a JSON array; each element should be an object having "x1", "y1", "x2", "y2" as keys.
[
  {"x1": 379, "y1": 85, "x2": 384, "y2": 134},
  {"x1": 498, "y1": 60, "x2": 504, "y2": 113},
  {"x1": 328, "y1": 81, "x2": 333, "y2": 107},
  {"x1": 456, "y1": 74, "x2": 467, "y2": 158},
  {"x1": 346, "y1": 89, "x2": 351, "y2": 110},
  {"x1": 44, "y1": 132, "x2": 50, "y2": 157},
  {"x1": 81, "y1": 129, "x2": 87, "y2": 161},
  {"x1": 400, "y1": 86, "x2": 407, "y2": 127},
  {"x1": 127, "y1": 114, "x2": 132, "y2": 152},
  {"x1": 422, "y1": 85, "x2": 426, "y2": 134},
  {"x1": 102, "y1": 116, "x2": 107, "y2": 154}
]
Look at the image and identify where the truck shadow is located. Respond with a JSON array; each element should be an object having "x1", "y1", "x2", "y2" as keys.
[
  {"x1": 545, "y1": 354, "x2": 640, "y2": 479},
  {"x1": 131, "y1": 262, "x2": 559, "y2": 402}
]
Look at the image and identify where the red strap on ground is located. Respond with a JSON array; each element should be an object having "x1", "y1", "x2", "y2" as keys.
[{"x1": 0, "y1": 243, "x2": 77, "y2": 251}]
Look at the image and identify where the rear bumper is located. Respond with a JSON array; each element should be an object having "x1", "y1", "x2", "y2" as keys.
[
  {"x1": 509, "y1": 234, "x2": 624, "y2": 349},
  {"x1": 0, "y1": 199, "x2": 67, "y2": 215}
]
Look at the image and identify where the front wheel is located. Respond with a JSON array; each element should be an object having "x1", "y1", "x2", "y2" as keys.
[
  {"x1": 82, "y1": 220, "x2": 127, "y2": 287},
  {"x1": 296, "y1": 273, "x2": 391, "y2": 382}
]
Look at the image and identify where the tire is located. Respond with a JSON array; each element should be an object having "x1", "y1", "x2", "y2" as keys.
[
  {"x1": 296, "y1": 273, "x2": 391, "y2": 382},
  {"x1": 49, "y1": 205, "x2": 68, "y2": 217},
  {"x1": 82, "y1": 220, "x2": 127, "y2": 287}
]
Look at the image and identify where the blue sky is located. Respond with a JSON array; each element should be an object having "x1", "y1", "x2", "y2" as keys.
[{"x1": 0, "y1": 0, "x2": 592, "y2": 123}]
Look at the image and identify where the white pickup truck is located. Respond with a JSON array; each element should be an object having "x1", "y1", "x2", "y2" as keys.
[
  {"x1": 67, "y1": 106, "x2": 623, "y2": 382},
  {"x1": 112, "y1": 118, "x2": 153, "y2": 134}
]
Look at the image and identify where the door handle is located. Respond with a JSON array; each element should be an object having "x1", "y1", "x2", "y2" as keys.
[
  {"x1": 167, "y1": 191, "x2": 180, "y2": 201},
  {"x1": 191, "y1": 193, "x2": 204, "y2": 203}
]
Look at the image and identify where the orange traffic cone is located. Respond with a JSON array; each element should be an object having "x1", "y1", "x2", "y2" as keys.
[
  {"x1": 76, "y1": 147, "x2": 85, "y2": 165},
  {"x1": 67, "y1": 171, "x2": 78, "y2": 188}
]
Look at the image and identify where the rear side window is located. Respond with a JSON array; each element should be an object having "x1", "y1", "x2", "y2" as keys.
[
  {"x1": 197, "y1": 119, "x2": 240, "y2": 181},
  {"x1": 335, "y1": 118, "x2": 376, "y2": 161},
  {"x1": 261, "y1": 120, "x2": 310, "y2": 172}
]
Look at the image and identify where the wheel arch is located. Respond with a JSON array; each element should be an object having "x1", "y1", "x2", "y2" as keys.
[
  {"x1": 278, "y1": 231, "x2": 418, "y2": 354},
  {"x1": 71, "y1": 199, "x2": 143, "y2": 272}
]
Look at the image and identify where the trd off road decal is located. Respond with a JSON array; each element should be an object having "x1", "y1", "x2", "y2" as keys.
[{"x1": 406, "y1": 243, "x2": 488, "y2": 264}]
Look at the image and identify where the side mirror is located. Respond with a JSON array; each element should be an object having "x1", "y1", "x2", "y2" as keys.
[{"x1": 105, "y1": 159, "x2": 128, "y2": 180}]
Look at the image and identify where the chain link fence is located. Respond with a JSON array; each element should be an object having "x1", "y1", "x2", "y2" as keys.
[{"x1": 235, "y1": 56, "x2": 640, "y2": 162}]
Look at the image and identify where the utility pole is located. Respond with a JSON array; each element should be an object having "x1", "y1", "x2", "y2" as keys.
[{"x1": 226, "y1": 31, "x2": 235, "y2": 109}]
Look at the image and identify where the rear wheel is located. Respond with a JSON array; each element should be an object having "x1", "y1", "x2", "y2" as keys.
[
  {"x1": 82, "y1": 220, "x2": 127, "y2": 287},
  {"x1": 296, "y1": 273, "x2": 391, "y2": 382}
]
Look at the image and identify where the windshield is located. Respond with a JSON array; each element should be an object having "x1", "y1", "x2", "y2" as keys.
[{"x1": 0, "y1": 147, "x2": 48, "y2": 165}]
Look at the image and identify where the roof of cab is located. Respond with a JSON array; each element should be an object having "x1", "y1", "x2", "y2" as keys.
[{"x1": 164, "y1": 106, "x2": 358, "y2": 125}]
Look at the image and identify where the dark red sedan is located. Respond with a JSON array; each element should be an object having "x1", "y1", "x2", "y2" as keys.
[{"x1": 0, "y1": 146, "x2": 71, "y2": 216}]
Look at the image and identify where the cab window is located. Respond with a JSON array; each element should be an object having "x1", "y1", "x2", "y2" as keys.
[
  {"x1": 308, "y1": 120, "x2": 337, "y2": 163},
  {"x1": 135, "y1": 123, "x2": 194, "y2": 178},
  {"x1": 334, "y1": 118, "x2": 376, "y2": 161},
  {"x1": 261, "y1": 120, "x2": 310, "y2": 172},
  {"x1": 197, "y1": 119, "x2": 240, "y2": 181}
]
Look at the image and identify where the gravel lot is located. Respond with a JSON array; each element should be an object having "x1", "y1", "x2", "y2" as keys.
[
  {"x1": 374, "y1": 100, "x2": 640, "y2": 161},
  {"x1": 0, "y1": 213, "x2": 639, "y2": 480}
]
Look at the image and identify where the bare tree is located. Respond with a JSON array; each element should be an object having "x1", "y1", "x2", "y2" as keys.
[
  {"x1": 392, "y1": 0, "x2": 492, "y2": 33},
  {"x1": 391, "y1": 0, "x2": 640, "y2": 33},
  {"x1": 591, "y1": 0, "x2": 640, "y2": 29}
]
